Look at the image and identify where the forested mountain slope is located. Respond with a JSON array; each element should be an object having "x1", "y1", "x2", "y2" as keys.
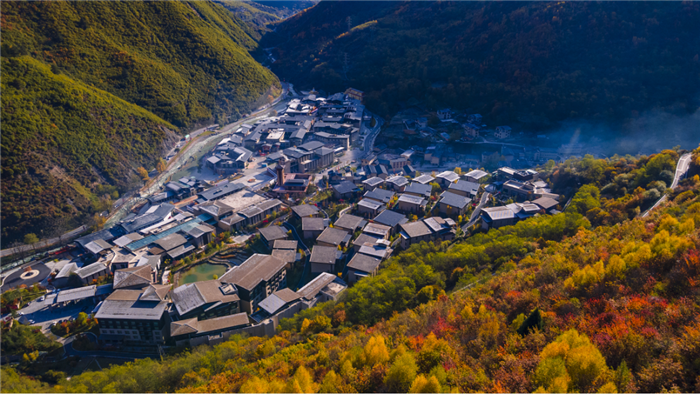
[
  {"x1": 264, "y1": 1, "x2": 700, "y2": 126},
  {"x1": 216, "y1": 0, "x2": 317, "y2": 39},
  {"x1": 3, "y1": 147, "x2": 700, "y2": 393},
  {"x1": 0, "y1": 1, "x2": 279, "y2": 245}
]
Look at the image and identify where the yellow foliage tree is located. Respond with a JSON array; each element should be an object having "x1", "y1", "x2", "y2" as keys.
[
  {"x1": 240, "y1": 376, "x2": 285, "y2": 393},
  {"x1": 319, "y1": 370, "x2": 341, "y2": 393},
  {"x1": 535, "y1": 329, "x2": 613, "y2": 393},
  {"x1": 156, "y1": 158, "x2": 167, "y2": 174},
  {"x1": 136, "y1": 166, "x2": 149, "y2": 181},
  {"x1": 363, "y1": 335, "x2": 390, "y2": 367},
  {"x1": 409, "y1": 374, "x2": 441, "y2": 393},
  {"x1": 285, "y1": 366, "x2": 318, "y2": 394}
]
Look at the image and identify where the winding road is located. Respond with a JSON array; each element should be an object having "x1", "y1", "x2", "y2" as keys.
[
  {"x1": 641, "y1": 152, "x2": 692, "y2": 217},
  {"x1": 462, "y1": 192, "x2": 490, "y2": 232}
]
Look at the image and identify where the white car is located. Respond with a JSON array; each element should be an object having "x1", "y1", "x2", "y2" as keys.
[{"x1": 38, "y1": 296, "x2": 45, "y2": 302}]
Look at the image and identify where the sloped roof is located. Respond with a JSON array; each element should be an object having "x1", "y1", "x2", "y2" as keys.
[
  {"x1": 171, "y1": 313, "x2": 249, "y2": 337},
  {"x1": 258, "y1": 226, "x2": 287, "y2": 242},
  {"x1": 334, "y1": 214, "x2": 365, "y2": 231},
  {"x1": 76, "y1": 262, "x2": 108, "y2": 279},
  {"x1": 317, "y1": 227, "x2": 350, "y2": 247},
  {"x1": 219, "y1": 254, "x2": 286, "y2": 291},
  {"x1": 291, "y1": 204, "x2": 320, "y2": 218},
  {"x1": 347, "y1": 253, "x2": 382, "y2": 274},
  {"x1": 297, "y1": 272, "x2": 338, "y2": 300},
  {"x1": 154, "y1": 233, "x2": 188, "y2": 251},
  {"x1": 113, "y1": 265, "x2": 152, "y2": 289},
  {"x1": 482, "y1": 206, "x2": 516, "y2": 220},
  {"x1": 271, "y1": 249, "x2": 296, "y2": 264},
  {"x1": 404, "y1": 183, "x2": 432, "y2": 198},
  {"x1": 302, "y1": 217, "x2": 327, "y2": 232},
  {"x1": 532, "y1": 196, "x2": 559, "y2": 210},
  {"x1": 171, "y1": 279, "x2": 240, "y2": 316},
  {"x1": 258, "y1": 288, "x2": 301, "y2": 315},
  {"x1": 364, "y1": 189, "x2": 395, "y2": 203},
  {"x1": 439, "y1": 192, "x2": 470, "y2": 209},
  {"x1": 139, "y1": 284, "x2": 171, "y2": 302},
  {"x1": 273, "y1": 240, "x2": 298, "y2": 250},
  {"x1": 309, "y1": 246, "x2": 339, "y2": 265},
  {"x1": 413, "y1": 174, "x2": 435, "y2": 184},
  {"x1": 400, "y1": 221, "x2": 432, "y2": 238},
  {"x1": 449, "y1": 180, "x2": 480, "y2": 195},
  {"x1": 372, "y1": 210, "x2": 408, "y2": 228}
]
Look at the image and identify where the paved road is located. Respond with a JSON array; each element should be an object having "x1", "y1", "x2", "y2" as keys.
[
  {"x1": 0, "y1": 225, "x2": 87, "y2": 259},
  {"x1": 1, "y1": 262, "x2": 52, "y2": 292},
  {"x1": 462, "y1": 192, "x2": 490, "y2": 232},
  {"x1": 105, "y1": 84, "x2": 292, "y2": 228},
  {"x1": 641, "y1": 152, "x2": 692, "y2": 217}
]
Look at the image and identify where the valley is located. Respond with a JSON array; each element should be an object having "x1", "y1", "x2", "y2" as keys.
[{"x1": 2, "y1": 2, "x2": 700, "y2": 394}]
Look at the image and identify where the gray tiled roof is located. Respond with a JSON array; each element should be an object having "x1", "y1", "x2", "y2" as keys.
[
  {"x1": 303, "y1": 217, "x2": 327, "y2": 232},
  {"x1": 398, "y1": 194, "x2": 426, "y2": 206},
  {"x1": 296, "y1": 272, "x2": 339, "y2": 300},
  {"x1": 220, "y1": 254, "x2": 286, "y2": 291},
  {"x1": 309, "y1": 246, "x2": 339, "y2": 265},
  {"x1": 400, "y1": 221, "x2": 432, "y2": 238},
  {"x1": 482, "y1": 206, "x2": 516, "y2": 220},
  {"x1": 317, "y1": 227, "x2": 350, "y2": 247},
  {"x1": 439, "y1": 192, "x2": 471, "y2": 209},
  {"x1": 334, "y1": 214, "x2": 365, "y2": 231},
  {"x1": 363, "y1": 189, "x2": 395, "y2": 203},
  {"x1": 449, "y1": 180, "x2": 480, "y2": 195},
  {"x1": 258, "y1": 226, "x2": 288, "y2": 242},
  {"x1": 404, "y1": 183, "x2": 432, "y2": 198},
  {"x1": 372, "y1": 210, "x2": 408, "y2": 228},
  {"x1": 273, "y1": 240, "x2": 298, "y2": 250},
  {"x1": 358, "y1": 199, "x2": 383, "y2": 211},
  {"x1": 413, "y1": 174, "x2": 435, "y2": 184},
  {"x1": 333, "y1": 181, "x2": 358, "y2": 195},
  {"x1": 291, "y1": 204, "x2": 320, "y2": 218},
  {"x1": 171, "y1": 279, "x2": 240, "y2": 316},
  {"x1": 347, "y1": 253, "x2": 382, "y2": 274},
  {"x1": 113, "y1": 265, "x2": 152, "y2": 289},
  {"x1": 154, "y1": 233, "x2": 188, "y2": 251},
  {"x1": 95, "y1": 289, "x2": 168, "y2": 321}
]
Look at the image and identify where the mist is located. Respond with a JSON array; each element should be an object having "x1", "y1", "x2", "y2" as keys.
[{"x1": 545, "y1": 106, "x2": 700, "y2": 157}]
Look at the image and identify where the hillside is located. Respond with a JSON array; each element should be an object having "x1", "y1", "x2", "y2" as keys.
[
  {"x1": 3, "y1": 147, "x2": 700, "y2": 393},
  {"x1": 0, "y1": 1, "x2": 279, "y2": 246},
  {"x1": 264, "y1": 1, "x2": 700, "y2": 127},
  {"x1": 216, "y1": 0, "x2": 317, "y2": 39}
]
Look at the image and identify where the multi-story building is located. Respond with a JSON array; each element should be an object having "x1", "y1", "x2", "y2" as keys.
[
  {"x1": 219, "y1": 254, "x2": 287, "y2": 314},
  {"x1": 171, "y1": 279, "x2": 241, "y2": 320},
  {"x1": 96, "y1": 285, "x2": 172, "y2": 345}
]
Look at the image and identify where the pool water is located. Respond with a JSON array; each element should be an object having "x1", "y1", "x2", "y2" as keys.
[{"x1": 180, "y1": 263, "x2": 227, "y2": 284}]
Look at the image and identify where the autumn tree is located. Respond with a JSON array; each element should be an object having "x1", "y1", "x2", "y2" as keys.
[
  {"x1": 285, "y1": 366, "x2": 318, "y2": 393},
  {"x1": 137, "y1": 166, "x2": 149, "y2": 181},
  {"x1": 156, "y1": 158, "x2": 167, "y2": 174},
  {"x1": 23, "y1": 233, "x2": 39, "y2": 251},
  {"x1": 384, "y1": 352, "x2": 418, "y2": 392},
  {"x1": 363, "y1": 335, "x2": 390, "y2": 367},
  {"x1": 409, "y1": 374, "x2": 441, "y2": 393},
  {"x1": 535, "y1": 329, "x2": 613, "y2": 393}
]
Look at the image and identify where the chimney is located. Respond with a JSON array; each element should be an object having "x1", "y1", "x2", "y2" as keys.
[{"x1": 276, "y1": 158, "x2": 286, "y2": 186}]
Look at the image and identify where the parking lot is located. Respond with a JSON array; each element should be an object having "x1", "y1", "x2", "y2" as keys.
[{"x1": 15, "y1": 295, "x2": 95, "y2": 339}]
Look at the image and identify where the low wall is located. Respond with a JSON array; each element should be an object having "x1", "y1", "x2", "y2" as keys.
[{"x1": 178, "y1": 300, "x2": 317, "y2": 348}]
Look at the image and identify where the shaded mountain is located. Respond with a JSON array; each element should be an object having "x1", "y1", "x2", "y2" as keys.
[
  {"x1": 0, "y1": 1, "x2": 279, "y2": 246},
  {"x1": 216, "y1": 0, "x2": 317, "y2": 39},
  {"x1": 264, "y1": 1, "x2": 700, "y2": 127}
]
